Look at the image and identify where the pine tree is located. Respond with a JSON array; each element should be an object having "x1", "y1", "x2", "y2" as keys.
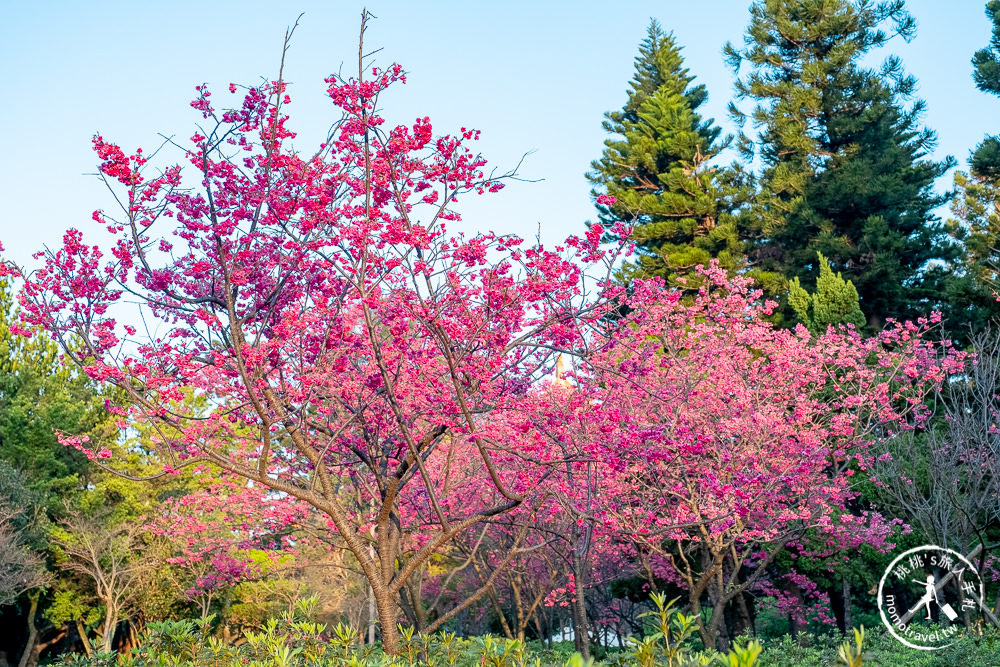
[
  {"x1": 726, "y1": 0, "x2": 957, "y2": 328},
  {"x1": 935, "y1": 2, "x2": 1000, "y2": 338},
  {"x1": 588, "y1": 20, "x2": 751, "y2": 287},
  {"x1": 944, "y1": 171, "x2": 1000, "y2": 333},
  {"x1": 972, "y1": 1, "x2": 1000, "y2": 179},
  {"x1": 0, "y1": 280, "x2": 108, "y2": 497},
  {"x1": 788, "y1": 253, "x2": 866, "y2": 334}
]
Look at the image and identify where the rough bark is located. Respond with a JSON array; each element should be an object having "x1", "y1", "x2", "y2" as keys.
[
  {"x1": 16, "y1": 593, "x2": 39, "y2": 667},
  {"x1": 373, "y1": 586, "x2": 400, "y2": 655}
]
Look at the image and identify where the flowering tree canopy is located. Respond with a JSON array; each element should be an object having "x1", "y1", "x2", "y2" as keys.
[
  {"x1": 7, "y1": 26, "x2": 626, "y2": 653},
  {"x1": 519, "y1": 268, "x2": 962, "y2": 648}
]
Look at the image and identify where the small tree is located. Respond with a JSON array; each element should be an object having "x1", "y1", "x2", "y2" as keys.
[
  {"x1": 0, "y1": 464, "x2": 49, "y2": 608},
  {"x1": 0, "y1": 509, "x2": 49, "y2": 667},
  {"x1": 788, "y1": 252, "x2": 866, "y2": 334},
  {"x1": 148, "y1": 477, "x2": 303, "y2": 623},
  {"x1": 49, "y1": 509, "x2": 148, "y2": 653}
]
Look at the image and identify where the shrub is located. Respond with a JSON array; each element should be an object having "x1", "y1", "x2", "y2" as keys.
[{"x1": 56, "y1": 596, "x2": 1000, "y2": 667}]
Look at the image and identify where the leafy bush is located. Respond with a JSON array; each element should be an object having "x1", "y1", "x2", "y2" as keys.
[
  {"x1": 756, "y1": 624, "x2": 1000, "y2": 667},
  {"x1": 56, "y1": 596, "x2": 1000, "y2": 667}
]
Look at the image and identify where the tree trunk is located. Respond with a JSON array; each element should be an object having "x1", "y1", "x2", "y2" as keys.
[
  {"x1": 404, "y1": 574, "x2": 427, "y2": 632},
  {"x1": 570, "y1": 547, "x2": 591, "y2": 661},
  {"x1": 787, "y1": 580, "x2": 806, "y2": 647},
  {"x1": 366, "y1": 534, "x2": 377, "y2": 645},
  {"x1": 100, "y1": 611, "x2": 118, "y2": 653},
  {"x1": 721, "y1": 562, "x2": 755, "y2": 641},
  {"x1": 368, "y1": 582, "x2": 377, "y2": 645},
  {"x1": 222, "y1": 590, "x2": 234, "y2": 643},
  {"x1": 710, "y1": 603, "x2": 731, "y2": 652},
  {"x1": 532, "y1": 610, "x2": 545, "y2": 647},
  {"x1": 399, "y1": 582, "x2": 418, "y2": 630},
  {"x1": 829, "y1": 581, "x2": 847, "y2": 636},
  {"x1": 512, "y1": 576, "x2": 525, "y2": 642},
  {"x1": 842, "y1": 577, "x2": 852, "y2": 634},
  {"x1": 690, "y1": 585, "x2": 710, "y2": 649},
  {"x1": 200, "y1": 592, "x2": 214, "y2": 621},
  {"x1": 735, "y1": 591, "x2": 755, "y2": 637},
  {"x1": 17, "y1": 592, "x2": 40, "y2": 667},
  {"x1": 700, "y1": 549, "x2": 731, "y2": 652},
  {"x1": 374, "y1": 586, "x2": 400, "y2": 655},
  {"x1": 75, "y1": 620, "x2": 92, "y2": 658}
]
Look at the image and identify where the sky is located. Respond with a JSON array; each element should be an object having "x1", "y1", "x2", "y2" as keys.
[{"x1": 1, "y1": 0, "x2": 996, "y2": 269}]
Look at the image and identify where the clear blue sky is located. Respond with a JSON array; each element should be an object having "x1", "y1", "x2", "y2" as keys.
[{"x1": 1, "y1": 0, "x2": 995, "y2": 267}]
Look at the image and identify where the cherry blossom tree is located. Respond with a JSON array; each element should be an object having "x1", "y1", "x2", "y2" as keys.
[
  {"x1": 148, "y1": 476, "x2": 304, "y2": 622},
  {"x1": 521, "y1": 267, "x2": 963, "y2": 649},
  {"x1": 6, "y1": 19, "x2": 624, "y2": 653}
]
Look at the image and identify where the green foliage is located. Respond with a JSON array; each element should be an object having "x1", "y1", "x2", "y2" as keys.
[
  {"x1": 51, "y1": 605, "x2": 1000, "y2": 667},
  {"x1": 45, "y1": 585, "x2": 101, "y2": 628},
  {"x1": 936, "y1": 2, "x2": 1000, "y2": 337},
  {"x1": 788, "y1": 253, "x2": 866, "y2": 334},
  {"x1": 973, "y1": 137, "x2": 1000, "y2": 182},
  {"x1": 472, "y1": 635, "x2": 530, "y2": 667},
  {"x1": 630, "y1": 593, "x2": 705, "y2": 667},
  {"x1": 726, "y1": 0, "x2": 957, "y2": 327},
  {"x1": 974, "y1": 1, "x2": 1000, "y2": 95},
  {"x1": 601, "y1": 593, "x2": 759, "y2": 667},
  {"x1": 0, "y1": 279, "x2": 113, "y2": 503},
  {"x1": 943, "y1": 170, "x2": 1000, "y2": 333},
  {"x1": 972, "y1": 1, "x2": 1000, "y2": 179},
  {"x1": 0, "y1": 461, "x2": 49, "y2": 605},
  {"x1": 588, "y1": 20, "x2": 752, "y2": 288},
  {"x1": 55, "y1": 593, "x2": 916, "y2": 667},
  {"x1": 834, "y1": 627, "x2": 870, "y2": 667},
  {"x1": 0, "y1": 458, "x2": 48, "y2": 546},
  {"x1": 755, "y1": 624, "x2": 1000, "y2": 667},
  {"x1": 716, "y1": 642, "x2": 761, "y2": 667},
  {"x1": 0, "y1": 277, "x2": 129, "y2": 645}
]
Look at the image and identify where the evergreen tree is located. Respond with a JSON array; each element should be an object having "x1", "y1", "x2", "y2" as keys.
[
  {"x1": 0, "y1": 280, "x2": 107, "y2": 499},
  {"x1": 935, "y1": 3, "x2": 1000, "y2": 339},
  {"x1": 788, "y1": 253, "x2": 866, "y2": 334},
  {"x1": 944, "y1": 171, "x2": 1000, "y2": 334},
  {"x1": 972, "y1": 1, "x2": 1000, "y2": 179},
  {"x1": 726, "y1": 0, "x2": 957, "y2": 328},
  {"x1": 589, "y1": 20, "x2": 751, "y2": 287}
]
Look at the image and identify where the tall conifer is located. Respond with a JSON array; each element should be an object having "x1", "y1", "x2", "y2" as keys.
[
  {"x1": 589, "y1": 21, "x2": 751, "y2": 287},
  {"x1": 726, "y1": 0, "x2": 956, "y2": 327},
  {"x1": 972, "y1": 1, "x2": 1000, "y2": 179},
  {"x1": 941, "y1": 2, "x2": 1000, "y2": 334}
]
